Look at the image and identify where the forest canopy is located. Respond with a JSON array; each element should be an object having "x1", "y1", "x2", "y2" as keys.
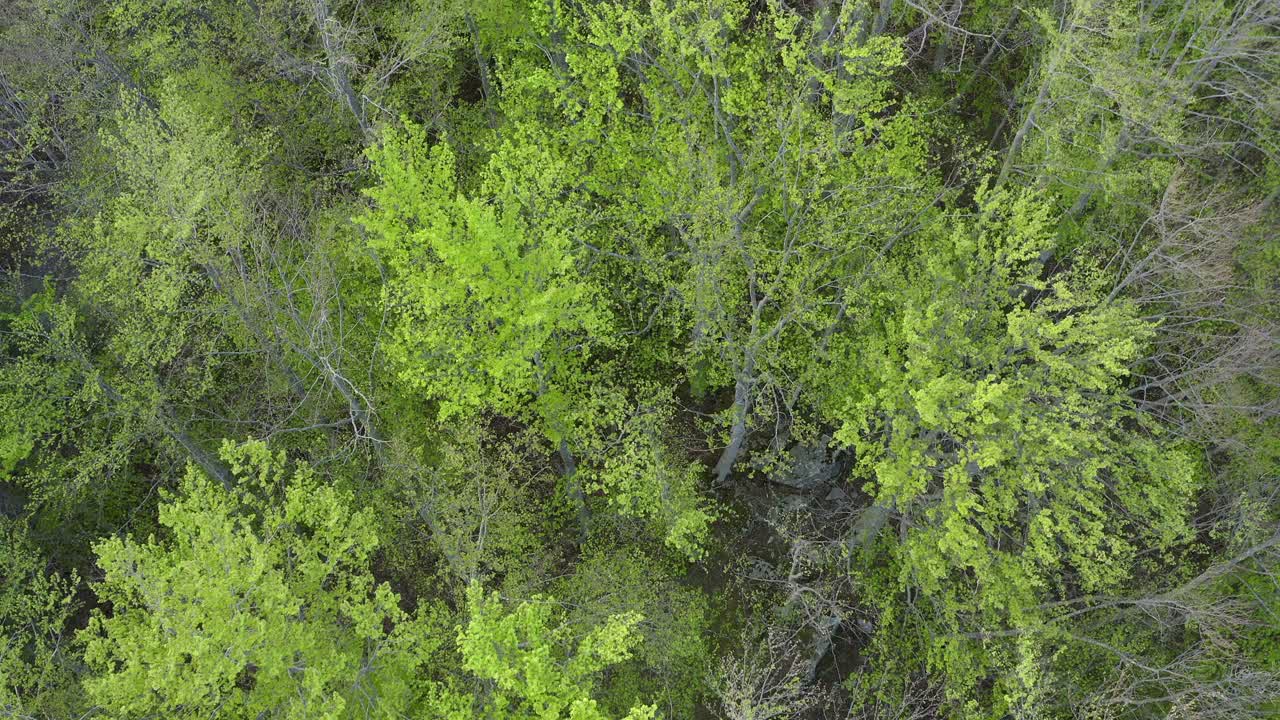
[{"x1": 1, "y1": 0, "x2": 1278, "y2": 718}]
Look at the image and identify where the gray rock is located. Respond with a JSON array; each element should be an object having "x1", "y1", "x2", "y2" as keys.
[
  {"x1": 771, "y1": 436, "x2": 843, "y2": 490},
  {"x1": 781, "y1": 494, "x2": 812, "y2": 514},
  {"x1": 0, "y1": 483, "x2": 27, "y2": 518},
  {"x1": 801, "y1": 613, "x2": 843, "y2": 684}
]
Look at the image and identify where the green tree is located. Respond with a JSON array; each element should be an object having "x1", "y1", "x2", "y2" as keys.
[
  {"x1": 824, "y1": 186, "x2": 1200, "y2": 711},
  {"x1": 430, "y1": 581, "x2": 656, "y2": 720},
  {"x1": 360, "y1": 123, "x2": 611, "y2": 430},
  {"x1": 0, "y1": 517, "x2": 82, "y2": 718},
  {"x1": 554, "y1": 549, "x2": 714, "y2": 717},
  {"x1": 478, "y1": 0, "x2": 942, "y2": 485},
  {"x1": 81, "y1": 439, "x2": 431, "y2": 719}
]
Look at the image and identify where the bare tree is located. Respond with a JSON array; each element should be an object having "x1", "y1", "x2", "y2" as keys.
[
  {"x1": 1112, "y1": 174, "x2": 1279, "y2": 439},
  {"x1": 718, "y1": 625, "x2": 826, "y2": 720}
]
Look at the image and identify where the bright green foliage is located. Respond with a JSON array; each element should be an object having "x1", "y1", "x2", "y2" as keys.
[
  {"x1": 0, "y1": 286, "x2": 143, "y2": 515},
  {"x1": 0, "y1": 287, "x2": 89, "y2": 484},
  {"x1": 2, "y1": 0, "x2": 1277, "y2": 718},
  {"x1": 572, "y1": 384, "x2": 714, "y2": 560},
  {"x1": 482, "y1": 0, "x2": 941, "y2": 481},
  {"x1": 826, "y1": 186, "x2": 1200, "y2": 707},
  {"x1": 0, "y1": 518, "x2": 81, "y2": 718},
  {"x1": 432, "y1": 582, "x2": 656, "y2": 720},
  {"x1": 408, "y1": 0, "x2": 940, "y2": 499},
  {"x1": 81, "y1": 440, "x2": 430, "y2": 719},
  {"x1": 73, "y1": 80, "x2": 260, "y2": 383},
  {"x1": 360, "y1": 121, "x2": 611, "y2": 430},
  {"x1": 361, "y1": 118, "x2": 718, "y2": 554}
]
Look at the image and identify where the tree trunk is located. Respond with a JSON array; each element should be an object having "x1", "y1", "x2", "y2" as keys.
[
  {"x1": 996, "y1": 64, "x2": 1054, "y2": 188},
  {"x1": 559, "y1": 439, "x2": 590, "y2": 544},
  {"x1": 311, "y1": 0, "x2": 369, "y2": 136},
  {"x1": 714, "y1": 367, "x2": 754, "y2": 486}
]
